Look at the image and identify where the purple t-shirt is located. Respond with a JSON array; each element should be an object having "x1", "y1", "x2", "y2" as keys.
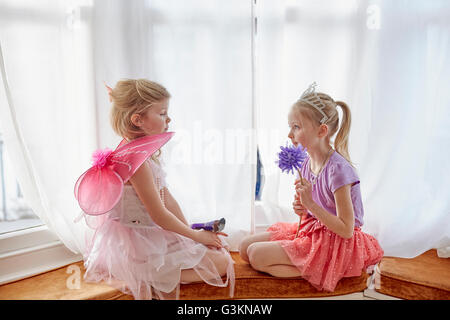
[{"x1": 299, "y1": 151, "x2": 364, "y2": 227}]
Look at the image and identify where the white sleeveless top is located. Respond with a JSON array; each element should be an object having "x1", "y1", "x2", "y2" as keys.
[{"x1": 108, "y1": 159, "x2": 168, "y2": 227}]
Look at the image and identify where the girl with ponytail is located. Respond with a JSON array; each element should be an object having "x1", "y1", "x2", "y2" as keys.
[{"x1": 239, "y1": 82, "x2": 383, "y2": 292}]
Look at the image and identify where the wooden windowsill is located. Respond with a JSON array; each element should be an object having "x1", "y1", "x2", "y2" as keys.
[
  {"x1": 0, "y1": 252, "x2": 372, "y2": 300},
  {"x1": 0, "y1": 260, "x2": 133, "y2": 300}
]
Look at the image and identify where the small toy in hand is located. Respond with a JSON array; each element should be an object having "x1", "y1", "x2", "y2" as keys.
[
  {"x1": 276, "y1": 143, "x2": 308, "y2": 238},
  {"x1": 191, "y1": 218, "x2": 226, "y2": 233}
]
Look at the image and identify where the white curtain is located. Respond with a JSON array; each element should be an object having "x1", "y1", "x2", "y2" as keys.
[
  {"x1": 0, "y1": 0, "x2": 254, "y2": 253},
  {"x1": 93, "y1": 0, "x2": 255, "y2": 250},
  {"x1": 256, "y1": 0, "x2": 450, "y2": 258},
  {"x1": 2, "y1": 0, "x2": 449, "y2": 259},
  {"x1": 0, "y1": 0, "x2": 97, "y2": 253}
]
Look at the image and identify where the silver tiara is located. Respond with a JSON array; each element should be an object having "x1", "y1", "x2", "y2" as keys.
[{"x1": 298, "y1": 82, "x2": 329, "y2": 124}]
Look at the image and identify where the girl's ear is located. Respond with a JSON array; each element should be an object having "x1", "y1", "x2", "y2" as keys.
[
  {"x1": 131, "y1": 114, "x2": 142, "y2": 127},
  {"x1": 318, "y1": 124, "x2": 329, "y2": 138}
]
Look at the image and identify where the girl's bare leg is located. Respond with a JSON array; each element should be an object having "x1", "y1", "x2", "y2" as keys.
[
  {"x1": 180, "y1": 249, "x2": 230, "y2": 283},
  {"x1": 247, "y1": 241, "x2": 301, "y2": 277},
  {"x1": 238, "y1": 232, "x2": 272, "y2": 262}
]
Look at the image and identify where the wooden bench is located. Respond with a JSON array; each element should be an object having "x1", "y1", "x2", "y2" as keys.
[
  {"x1": 0, "y1": 252, "x2": 369, "y2": 300},
  {"x1": 375, "y1": 249, "x2": 450, "y2": 300}
]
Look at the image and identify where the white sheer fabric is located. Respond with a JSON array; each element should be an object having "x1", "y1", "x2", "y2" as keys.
[
  {"x1": 0, "y1": 0, "x2": 97, "y2": 253},
  {"x1": 0, "y1": 0, "x2": 254, "y2": 253},
  {"x1": 92, "y1": 0, "x2": 254, "y2": 250},
  {"x1": 2, "y1": 0, "x2": 449, "y2": 260},
  {"x1": 256, "y1": 0, "x2": 450, "y2": 258}
]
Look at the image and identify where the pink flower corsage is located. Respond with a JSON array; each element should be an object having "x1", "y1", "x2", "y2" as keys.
[{"x1": 91, "y1": 148, "x2": 113, "y2": 168}]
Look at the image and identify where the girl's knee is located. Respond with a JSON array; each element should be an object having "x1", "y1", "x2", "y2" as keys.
[
  {"x1": 239, "y1": 233, "x2": 271, "y2": 263},
  {"x1": 207, "y1": 250, "x2": 231, "y2": 276},
  {"x1": 247, "y1": 243, "x2": 266, "y2": 270},
  {"x1": 238, "y1": 237, "x2": 252, "y2": 262}
]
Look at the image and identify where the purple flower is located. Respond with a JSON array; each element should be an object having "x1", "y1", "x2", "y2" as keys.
[{"x1": 276, "y1": 144, "x2": 307, "y2": 175}]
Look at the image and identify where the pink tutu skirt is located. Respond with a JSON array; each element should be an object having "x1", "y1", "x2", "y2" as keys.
[
  {"x1": 267, "y1": 216, "x2": 384, "y2": 292},
  {"x1": 82, "y1": 215, "x2": 235, "y2": 300}
]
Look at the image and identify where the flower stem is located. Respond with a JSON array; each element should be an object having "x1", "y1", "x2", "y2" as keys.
[{"x1": 295, "y1": 168, "x2": 303, "y2": 239}]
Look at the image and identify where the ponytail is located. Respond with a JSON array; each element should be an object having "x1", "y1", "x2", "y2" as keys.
[
  {"x1": 294, "y1": 87, "x2": 353, "y2": 165},
  {"x1": 333, "y1": 101, "x2": 352, "y2": 164}
]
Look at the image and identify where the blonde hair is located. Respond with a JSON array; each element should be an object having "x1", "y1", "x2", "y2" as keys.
[
  {"x1": 110, "y1": 78, "x2": 171, "y2": 140},
  {"x1": 109, "y1": 78, "x2": 171, "y2": 162},
  {"x1": 293, "y1": 92, "x2": 352, "y2": 164}
]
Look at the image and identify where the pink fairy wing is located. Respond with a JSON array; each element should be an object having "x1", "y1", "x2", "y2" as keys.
[
  {"x1": 110, "y1": 131, "x2": 174, "y2": 183},
  {"x1": 74, "y1": 131, "x2": 174, "y2": 216},
  {"x1": 75, "y1": 166, "x2": 123, "y2": 215},
  {"x1": 74, "y1": 169, "x2": 87, "y2": 201},
  {"x1": 115, "y1": 138, "x2": 128, "y2": 150}
]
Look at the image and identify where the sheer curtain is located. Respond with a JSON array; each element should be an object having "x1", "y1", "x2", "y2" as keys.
[
  {"x1": 2, "y1": 0, "x2": 448, "y2": 260},
  {"x1": 0, "y1": 0, "x2": 254, "y2": 253},
  {"x1": 0, "y1": 0, "x2": 97, "y2": 253},
  {"x1": 93, "y1": 0, "x2": 255, "y2": 250},
  {"x1": 256, "y1": 0, "x2": 450, "y2": 258}
]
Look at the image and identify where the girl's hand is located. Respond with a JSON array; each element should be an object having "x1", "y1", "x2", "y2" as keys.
[
  {"x1": 293, "y1": 193, "x2": 308, "y2": 218},
  {"x1": 194, "y1": 230, "x2": 228, "y2": 249},
  {"x1": 295, "y1": 179, "x2": 315, "y2": 210}
]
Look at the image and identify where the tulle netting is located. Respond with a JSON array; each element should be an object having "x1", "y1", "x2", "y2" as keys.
[{"x1": 267, "y1": 216, "x2": 383, "y2": 292}]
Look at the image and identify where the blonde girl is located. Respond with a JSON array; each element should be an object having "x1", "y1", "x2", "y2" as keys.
[
  {"x1": 80, "y1": 79, "x2": 234, "y2": 299},
  {"x1": 239, "y1": 83, "x2": 383, "y2": 292}
]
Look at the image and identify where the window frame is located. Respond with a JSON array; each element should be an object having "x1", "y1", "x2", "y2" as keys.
[{"x1": 0, "y1": 225, "x2": 82, "y2": 285}]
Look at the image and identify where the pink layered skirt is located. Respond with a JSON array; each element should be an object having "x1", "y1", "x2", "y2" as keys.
[
  {"x1": 267, "y1": 216, "x2": 383, "y2": 292},
  {"x1": 82, "y1": 215, "x2": 235, "y2": 300}
]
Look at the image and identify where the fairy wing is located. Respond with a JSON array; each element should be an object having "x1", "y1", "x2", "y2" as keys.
[
  {"x1": 110, "y1": 132, "x2": 174, "y2": 183},
  {"x1": 74, "y1": 132, "x2": 174, "y2": 215},
  {"x1": 74, "y1": 166, "x2": 124, "y2": 216}
]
